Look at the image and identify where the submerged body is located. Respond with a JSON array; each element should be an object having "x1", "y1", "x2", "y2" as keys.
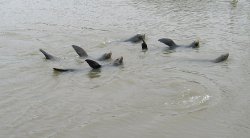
[
  {"x1": 158, "y1": 38, "x2": 199, "y2": 50},
  {"x1": 212, "y1": 53, "x2": 229, "y2": 63},
  {"x1": 124, "y1": 34, "x2": 145, "y2": 43},
  {"x1": 40, "y1": 47, "x2": 111, "y2": 61},
  {"x1": 53, "y1": 57, "x2": 123, "y2": 72},
  {"x1": 72, "y1": 45, "x2": 112, "y2": 61},
  {"x1": 85, "y1": 57, "x2": 123, "y2": 69}
]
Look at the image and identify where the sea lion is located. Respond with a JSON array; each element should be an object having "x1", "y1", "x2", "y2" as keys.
[
  {"x1": 112, "y1": 57, "x2": 123, "y2": 66},
  {"x1": 40, "y1": 46, "x2": 111, "y2": 61},
  {"x1": 98, "y1": 52, "x2": 112, "y2": 61},
  {"x1": 158, "y1": 38, "x2": 199, "y2": 50},
  {"x1": 124, "y1": 34, "x2": 145, "y2": 43},
  {"x1": 72, "y1": 45, "x2": 112, "y2": 61},
  {"x1": 86, "y1": 57, "x2": 123, "y2": 69},
  {"x1": 186, "y1": 53, "x2": 229, "y2": 63},
  {"x1": 53, "y1": 57, "x2": 123, "y2": 72},
  {"x1": 212, "y1": 53, "x2": 229, "y2": 63},
  {"x1": 39, "y1": 49, "x2": 56, "y2": 60}
]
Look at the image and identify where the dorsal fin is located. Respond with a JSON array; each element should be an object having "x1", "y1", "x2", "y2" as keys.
[
  {"x1": 72, "y1": 45, "x2": 88, "y2": 57},
  {"x1": 85, "y1": 59, "x2": 101, "y2": 69},
  {"x1": 39, "y1": 49, "x2": 55, "y2": 60}
]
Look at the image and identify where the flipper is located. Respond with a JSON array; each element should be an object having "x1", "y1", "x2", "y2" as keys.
[
  {"x1": 39, "y1": 49, "x2": 55, "y2": 60},
  {"x1": 124, "y1": 34, "x2": 145, "y2": 43},
  {"x1": 158, "y1": 38, "x2": 177, "y2": 49},
  {"x1": 85, "y1": 59, "x2": 102, "y2": 69},
  {"x1": 72, "y1": 45, "x2": 88, "y2": 57},
  {"x1": 213, "y1": 53, "x2": 229, "y2": 63},
  {"x1": 113, "y1": 56, "x2": 123, "y2": 66},
  {"x1": 141, "y1": 39, "x2": 148, "y2": 50},
  {"x1": 53, "y1": 68, "x2": 75, "y2": 72},
  {"x1": 158, "y1": 38, "x2": 199, "y2": 49}
]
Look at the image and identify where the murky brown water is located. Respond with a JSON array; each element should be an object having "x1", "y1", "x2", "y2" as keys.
[{"x1": 0, "y1": 0, "x2": 250, "y2": 137}]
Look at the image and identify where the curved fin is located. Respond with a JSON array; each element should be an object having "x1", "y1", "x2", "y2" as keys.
[
  {"x1": 124, "y1": 34, "x2": 145, "y2": 43},
  {"x1": 39, "y1": 49, "x2": 55, "y2": 60},
  {"x1": 158, "y1": 38, "x2": 177, "y2": 49},
  {"x1": 72, "y1": 45, "x2": 88, "y2": 57},
  {"x1": 85, "y1": 59, "x2": 102, "y2": 69}
]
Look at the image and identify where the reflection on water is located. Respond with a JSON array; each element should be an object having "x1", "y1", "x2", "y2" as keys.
[
  {"x1": 0, "y1": 0, "x2": 250, "y2": 138},
  {"x1": 87, "y1": 69, "x2": 102, "y2": 78}
]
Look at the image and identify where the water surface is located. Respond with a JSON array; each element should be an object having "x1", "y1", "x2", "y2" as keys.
[{"x1": 0, "y1": 0, "x2": 250, "y2": 137}]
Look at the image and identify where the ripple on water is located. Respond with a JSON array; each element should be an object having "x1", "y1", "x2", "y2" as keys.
[
  {"x1": 82, "y1": 69, "x2": 222, "y2": 119},
  {"x1": 160, "y1": 71, "x2": 221, "y2": 114},
  {"x1": 164, "y1": 80, "x2": 211, "y2": 110}
]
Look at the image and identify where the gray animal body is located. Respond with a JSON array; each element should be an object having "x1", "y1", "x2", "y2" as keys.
[
  {"x1": 53, "y1": 57, "x2": 123, "y2": 72},
  {"x1": 158, "y1": 38, "x2": 199, "y2": 50},
  {"x1": 39, "y1": 49, "x2": 56, "y2": 60},
  {"x1": 72, "y1": 45, "x2": 112, "y2": 61},
  {"x1": 40, "y1": 46, "x2": 111, "y2": 61},
  {"x1": 124, "y1": 34, "x2": 145, "y2": 43},
  {"x1": 212, "y1": 53, "x2": 229, "y2": 63}
]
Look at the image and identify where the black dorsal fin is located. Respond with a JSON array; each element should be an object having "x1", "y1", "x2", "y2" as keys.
[{"x1": 85, "y1": 59, "x2": 102, "y2": 69}]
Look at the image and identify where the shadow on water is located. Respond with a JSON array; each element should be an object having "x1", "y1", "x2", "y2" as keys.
[
  {"x1": 87, "y1": 69, "x2": 102, "y2": 79},
  {"x1": 163, "y1": 49, "x2": 175, "y2": 54}
]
